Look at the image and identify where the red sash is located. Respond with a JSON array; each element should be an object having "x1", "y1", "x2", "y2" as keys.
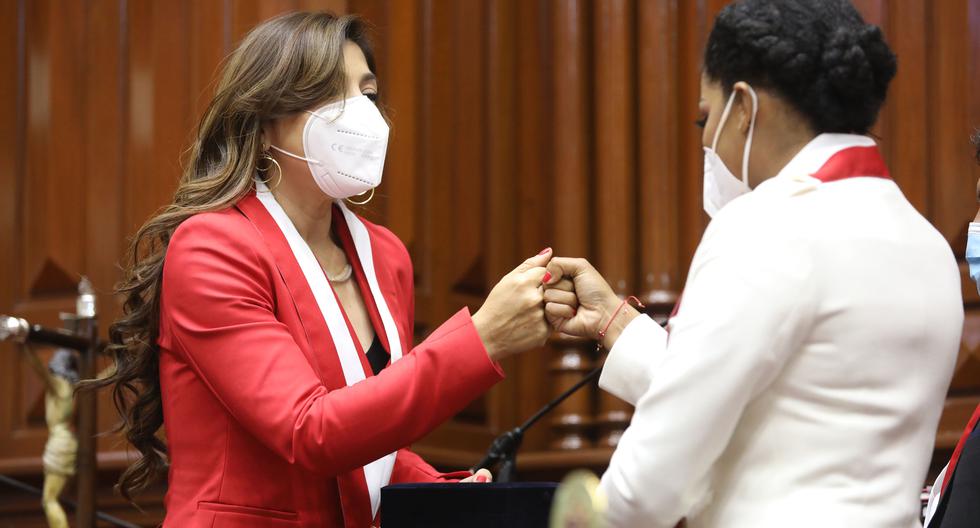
[
  {"x1": 942, "y1": 406, "x2": 980, "y2": 493},
  {"x1": 669, "y1": 145, "x2": 890, "y2": 324}
]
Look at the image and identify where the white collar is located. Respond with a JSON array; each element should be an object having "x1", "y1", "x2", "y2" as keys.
[{"x1": 774, "y1": 133, "x2": 877, "y2": 182}]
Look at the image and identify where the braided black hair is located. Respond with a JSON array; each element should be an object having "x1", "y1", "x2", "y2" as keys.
[{"x1": 704, "y1": 0, "x2": 897, "y2": 135}]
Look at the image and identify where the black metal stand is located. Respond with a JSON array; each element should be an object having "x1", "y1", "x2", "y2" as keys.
[
  {"x1": 473, "y1": 366, "x2": 602, "y2": 482},
  {"x1": 0, "y1": 474, "x2": 140, "y2": 528}
]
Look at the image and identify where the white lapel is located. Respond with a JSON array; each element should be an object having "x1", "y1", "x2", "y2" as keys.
[
  {"x1": 255, "y1": 181, "x2": 398, "y2": 517},
  {"x1": 337, "y1": 201, "x2": 403, "y2": 362}
]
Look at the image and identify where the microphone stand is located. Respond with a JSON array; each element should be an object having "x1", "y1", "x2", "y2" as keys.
[
  {"x1": 0, "y1": 315, "x2": 100, "y2": 350},
  {"x1": 473, "y1": 366, "x2": 602, "y2": 482}
]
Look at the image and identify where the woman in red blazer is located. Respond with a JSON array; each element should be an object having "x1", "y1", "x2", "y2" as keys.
[{"x1": 83, "y1": 12, "x2": 558, "y2": 528}]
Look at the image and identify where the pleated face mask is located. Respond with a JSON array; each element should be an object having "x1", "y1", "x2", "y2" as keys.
[
  {"x1": 272, "y1": 95, "x2": 389, "y2": 200},
  {"x1": 968, "y1": 223, "x2": 980, "y2": 294},
  {"x1": 703, "y1": 85, "x2": 758, "y2": 218}
]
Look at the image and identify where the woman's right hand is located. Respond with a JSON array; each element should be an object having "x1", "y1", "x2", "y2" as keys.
[
  {"x1": 471, "y1": 248, "x2": 553, "y2": 362},
  {"x1": 542, "y1": 257, "x2": 638, "y2": 350}
]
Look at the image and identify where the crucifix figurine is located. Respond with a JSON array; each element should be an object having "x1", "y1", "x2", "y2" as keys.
[{"x1": 21, "y1": 345, "x2": 80, "y2": 528}]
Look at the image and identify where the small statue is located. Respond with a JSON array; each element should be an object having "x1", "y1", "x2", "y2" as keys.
[{"x1": 21, "y1": 346, "x2": 79, "y2": 528}]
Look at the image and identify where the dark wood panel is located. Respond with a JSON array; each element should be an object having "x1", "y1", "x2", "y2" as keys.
[
  {"x1": 637, "y1": 0, "x2": 681, "y2": 305},
  {"x1": 593, "y1": 0, "x2": 636, "y2": 294},
  {"x1": 881, "y1": 0, "x2": 928, "y2": 215},
  {"x1": 929, "y1": 0, "x2": 974, "y2": 242},
  {"x1": 0, "y1": 0, "x2": 25, "y2": 455}
]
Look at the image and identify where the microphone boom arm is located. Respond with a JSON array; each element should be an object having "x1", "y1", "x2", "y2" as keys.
[{"x1": 473, "y1": 365, "x2": 603, "y2": 481}]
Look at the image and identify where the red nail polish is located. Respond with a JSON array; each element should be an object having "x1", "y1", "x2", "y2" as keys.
[
  {"x1": 476, "y1": 475, "x2": 489, "y2": 483},
  {"x1": 538, "y1": 247, "x2": 551, "y2": 255},
  {"x1": 542, "y1": 272, "x2": 552, "y2": 284}
]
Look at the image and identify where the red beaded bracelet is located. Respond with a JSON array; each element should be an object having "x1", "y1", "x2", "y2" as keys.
[{"x1": 597, "y1": 296, "x2": 645, "y2": 347}]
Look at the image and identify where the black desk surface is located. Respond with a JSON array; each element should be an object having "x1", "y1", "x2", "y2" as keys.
[{"x1": 381, "y1": 482, "x2": 559, "y2": 528}]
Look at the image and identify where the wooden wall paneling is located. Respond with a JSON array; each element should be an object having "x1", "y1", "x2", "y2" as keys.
[
  {"x1": 148, "y1": 0, "x2": 191, "y2": 223},
  {"x1": 416, "y1": 0, "x2": 453, "y2": 325},
  {"x1": 123, "y1": 0, "x2": 159, "y2": 245},
  {"x1": 82, "y1": 0, "x2": 130, "y2": 455},
  {"x1": 189, "y1": 0, "x2": 232, "y2": 123},
  {"x1": 514, "y1": 0, "x2": 554, "y2": 260},
  {"x1": 511, "y1": 0, "x2": 557, "y2": 455},
  {"x1": 549, "y1": 342, "x2": 595, "y2": 450},
  {"x1": 593, "y1": 0, "x2": 635, "y2": 295},
  {"x1": 637, "y1": 0, "x2": 681, "y2": 312},
  {"x1": 231, "y1": 0, "x2": 299, "y2": 40},
  {"x1": 593, "y1": 0, "x2": 636, "y2": 448},
  {"x1": 447, "y1": 0, "x2": 488, "y2": 312},
  {"x1": 4, "y1": 0, "x2": 88, "y2": 474},
  {"x1": 446, "y1": 0, "x2": 493, "y2": 431},
  {"x1": 0, "y1": 0, "x2": 24, "y2": 465},
  {"x1": 552, "y1": 0, "x2": 591, "y2": 260},
  {"x1": 675, "y1": 0, "x2": 710, "y2": 272},
  {"x1": 928, "y1": 0, "x2": 973, "y2": 244},
  {"x1": 407, "y1": 0, "x2": 494, "y2": 467},
  {"x1": 548, "y1": 0, "x2": 595, "y2": 454},
  {"x1": 302, "y1": 0, "x2": 349, "y2": 13},
  {"x1": 484, "y1": 0, "x2": 520, "y2": 438},
  {"x1": 371, "y1": 0, "x2": 421, "y2": 250},
  {"x1": 881, "y1": 0, "x2": 928, "y2": 216},
  {"x1": 28, "y1": 0, "x2": 86, "y2": 287}
]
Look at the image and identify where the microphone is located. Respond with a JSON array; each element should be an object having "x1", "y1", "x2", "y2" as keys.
[
  {"x1": 0, "y1": 277, "x2": 102, "y2": 352},
  {"x1": 473, "y1": 365, "x2": 603, "y2": 482},
  {"x1": 472, "y1": 315, "x2": 670, "y2": 482},
  {"x1": 0, "y1": 315, "x2": 97, "y2": 351}
]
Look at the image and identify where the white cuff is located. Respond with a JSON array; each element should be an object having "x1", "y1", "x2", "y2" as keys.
[
  {"x1": 970, "y1": 222, "x2": 980, "y2": 235},
  {"x1": 923, "y1": 464, "x2": 948, "y2": 527},
  {"x1": 598, "y1": 314, "x2": 668, "y2": 405}
]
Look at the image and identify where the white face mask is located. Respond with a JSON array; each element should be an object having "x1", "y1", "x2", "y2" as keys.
[
  {"x1": 702, "y1": 85, "x2": 758, "y2": 217},
  {"x1": 271, "y1": 95, "x2": 389, "y2": 199}
]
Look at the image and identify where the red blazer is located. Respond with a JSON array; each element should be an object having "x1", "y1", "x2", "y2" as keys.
[{"x1": 157, "y1": 192, "x2": 504, "y2": 527}]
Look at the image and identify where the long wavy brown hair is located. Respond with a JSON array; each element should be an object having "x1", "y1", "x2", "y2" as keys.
[{"x1": 77, "y1": 11, "x2": 377, "y2": 503}]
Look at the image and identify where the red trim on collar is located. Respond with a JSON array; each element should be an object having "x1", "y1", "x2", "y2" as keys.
[
  {"x1": 810, "y1": 145, "x2": 890, "y2": 183},
  {"x1": 942, "y1": 404, "x2": 980, "y2": 494}
]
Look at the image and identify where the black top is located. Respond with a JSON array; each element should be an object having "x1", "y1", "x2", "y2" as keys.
[
  {"x1": 366, "y1": 335, "x2": 390, "y2": 376},
  {"x1": 931, "y1": 426, "x2": 980, "y2": 527}
]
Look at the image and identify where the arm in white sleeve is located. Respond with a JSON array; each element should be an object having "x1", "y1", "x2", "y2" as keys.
[
  {"x1": 598, "y1": 220, "x2": 816, "y2": 528},
  {"x1": 599, "y1": 315, "x2": 668, "y2": 405}
]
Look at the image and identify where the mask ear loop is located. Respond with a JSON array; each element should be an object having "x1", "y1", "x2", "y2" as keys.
[
  {"x1": 741, "y1": 85, "x2": 759, "y2": 187},
  {"x1": 346, "y1": 188, "x2": 375, "y2": 206},
  {"x1": 711, "y1": 90, "x2": 739, "y2": 151},
  {"x1": 269, "y1": 144, "x2": 322, "y2": 165}
]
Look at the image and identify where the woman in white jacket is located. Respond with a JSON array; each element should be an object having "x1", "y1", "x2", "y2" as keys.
[{"x1": 543, "y1": 1, "x2": 962, "y2": 526}]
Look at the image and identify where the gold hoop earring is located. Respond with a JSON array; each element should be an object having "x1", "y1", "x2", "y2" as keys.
[
  {"x1": 256, "y1": 152, "x2": 282, "y2": 190},
  {"x1": 346, "y1": 188, "x2": 375, "y2": 206}
]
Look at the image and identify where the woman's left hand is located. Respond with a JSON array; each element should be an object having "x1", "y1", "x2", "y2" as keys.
[{"x1": 459, "y1": 468, "x2": 493, "y2": 483}]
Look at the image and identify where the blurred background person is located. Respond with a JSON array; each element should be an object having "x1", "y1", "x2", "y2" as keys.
[{"x1": 924, "y1": 132, "x2": 980, "y2": 527}]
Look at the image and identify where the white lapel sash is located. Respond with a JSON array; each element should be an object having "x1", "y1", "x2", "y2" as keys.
[{"x1": 255, "y1": 181, "x2": 399, "y2": 517}]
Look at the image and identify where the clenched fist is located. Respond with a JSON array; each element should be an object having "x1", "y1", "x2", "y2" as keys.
[{"x1": 471, "y1": 249, "x2": 553, "y2": 361}]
